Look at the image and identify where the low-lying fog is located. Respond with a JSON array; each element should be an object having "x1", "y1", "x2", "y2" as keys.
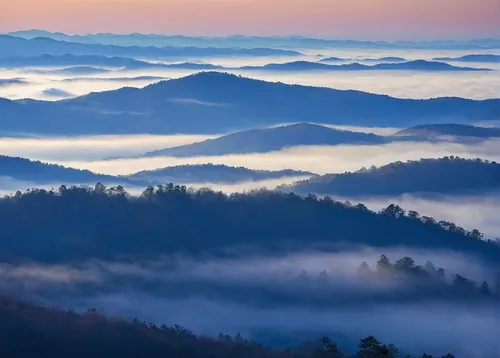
[
  {"x1": 0, "y1": 134, "x2": 218, "y2": 161},
  {"x1": 2, "y1": 249, "x2": 499, "y2": 356},
  {"x1": 0, "y1": 47, "x2": 499, "y2": 101},
  {"x1": 51, "y1": 140, "x2": 500, "y2": 176},
  {"x1": 334, "y1": 193, "x2": 500, "y2": 239}
]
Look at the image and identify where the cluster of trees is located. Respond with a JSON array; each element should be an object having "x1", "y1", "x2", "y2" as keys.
[
  {"x1": 1, "y1": 183, "x2": 498, "y2": 263},
  {"x1": 0, "y1": 294, "x2": 455, "y2": 358},
  {"x1": 378, "y1": 204, "x2": 485, "y2": 240},
  {"x1": 279, "y1": 254, "x2": 497, "y2": 304},
  {"x1": 285, "y1": 156, "x2": 500, "y2": 196},
  {"x1": 294, "y1": 336, "x2": 455, "y2": 358},
  {"x1": 356, "y1": 254, "x2": 496, "y2": 298}
]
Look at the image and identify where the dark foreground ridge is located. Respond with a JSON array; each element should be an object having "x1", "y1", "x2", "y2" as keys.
[{"x1": 0, "y1": 294, "x2": 457, "y2": 358}]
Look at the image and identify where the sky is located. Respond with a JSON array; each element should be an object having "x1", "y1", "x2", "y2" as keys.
[{"x1": 1, "y1": 0, "x2": 499, "y2": 39}]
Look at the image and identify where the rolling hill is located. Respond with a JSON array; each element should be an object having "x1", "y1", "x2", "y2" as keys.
[
  {"x1": 26, "y1": 66, "x2": 112, "y2": 75},
  {"x1": 395, "y1": 123, "x2": 500, "y2": 139},
  {"x1": 284, "y1": 157, "x2": 500, "y2": 197},
  {"x1": 433, "y1": 54, "x2": 500, "y2": 63},
  {"x1": 0, "y1": 156, "x2": 311, "y2": 187},
  {"x1": 140, "y1": 123, "x2": 391, "y2": 157},
  {"x1": 0, "y1": 54, "x2": 150, "y2": 68},
  {"x1": 319, "y1": 56, "x2": 407, "y2": 63},
  {"x1": 1, "y1": 72, "x2": 498, "y2": 135},
  {"x1": 0, "y1": 294, "x2": 290, "y2": 358},
  {"x1": 127, "y1": 164, "x2": 314, "y2": 184},
  {"x1": 241, "y1": 60, "x2": 487, "y2": 72},
  {"x1": 0, "y1": 155, "x2": 127, "y2": 185},
  {"x1": 0, "y1": 35, "x2": 301, "y2": 58}
]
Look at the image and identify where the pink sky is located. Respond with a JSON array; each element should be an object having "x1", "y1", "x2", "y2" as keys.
[{"x1": 1, "y1": 0, "x2": 499, "y2": 39}]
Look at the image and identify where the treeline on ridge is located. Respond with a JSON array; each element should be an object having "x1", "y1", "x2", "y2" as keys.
[
  {"x1": 284, "y1": 157, "x2": 500, "y2": 196},
  {"x1": 0, "y1": 183, "x2": 497, "y2": 263}
]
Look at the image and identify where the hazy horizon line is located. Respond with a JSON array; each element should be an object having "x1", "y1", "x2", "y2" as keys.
[{"x1": 3, "y1": 29, "x2": 500, "y2": 43}]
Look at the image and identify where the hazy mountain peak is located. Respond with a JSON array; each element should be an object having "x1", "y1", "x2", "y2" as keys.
[{"x1": 138, "y1": 122, "x2": 388, "y2": 158}]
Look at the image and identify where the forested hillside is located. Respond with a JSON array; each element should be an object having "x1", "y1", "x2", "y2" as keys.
[
  {"x1": 285, "y1": 157, "x2": 500, "y2": 196},
  {"x1": 0, "y1": 183, "x2": 496, "y2": 263}
]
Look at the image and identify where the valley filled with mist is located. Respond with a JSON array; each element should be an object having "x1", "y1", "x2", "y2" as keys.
[{"x1": 0, "y1": 27, "x2": 499, "y2": 358}]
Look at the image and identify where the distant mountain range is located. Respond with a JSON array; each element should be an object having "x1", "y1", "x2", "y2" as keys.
[
  {"x1": 6, "y1": 30, "x2": 100, "y2": 44},
  {"x1": 0, "y1": 54, "x2": 225, "y2": 71},
  {"x1": 283, "y1": 157, "x2": 500, "y2": 197},
  {"x1": 319, "y1": 56, "x2": 406, "y2": 63},
  {"x1": 433, "y1": 54, "x2": 500, "y2": 63},
  {"x1": 140, "y1": 123, "x2": 392, "y2": 158},
  {"x1": 395, "y1": 124, "x2": 500, "y2": 139},
  {"x1": 2, "y1": 55, "x2": 488, "y2": 73},
  {"x1": 60, "y1": 76, "x2": 168, "y2": 83},
  {"x1": 0, "y1": 35, "x2": 301, "y2": 59},
  {"x1": 5, "y1": 30, "x2": 500, "y2": 50},
  {"x1": 41, "y1": 88, "x2": 75, "y2": 98},
  {"x1": 126, "y1": 164, "x2": 314, "y2": 184},
  {"x1": 241, "y1": 60, "x2": 489, "y2": 72},
  {"x1": 25, "y1": 66, "x2": 111, "y2": 75},
  {"x1": 0, "y1": 54, "x2": 150, "y2": 68},
  {"x1": 0, "y1": 72, "x2": 498, "y2": 135},
  {"x1": 0, "y1": 78, "x2": 27, "y2": 86}
]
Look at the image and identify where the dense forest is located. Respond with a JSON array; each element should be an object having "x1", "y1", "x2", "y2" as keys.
[
  {"x1": 0, "y1": 182, "x2": 497, "y2": 263},
  {"x1": 0, "y1": 294, "x2": 457, "y2": 358},
  {"x1": 283, "y1": 157, "x2": 500, "y2": 196}
]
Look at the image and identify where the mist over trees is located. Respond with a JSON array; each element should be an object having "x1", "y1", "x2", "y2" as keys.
[
  {"x1": 0, "y1": 294, "x2": 460, "y2": 358},
  {"x1": 1, "y1": 25, "x2": 499, "y2": 357}
]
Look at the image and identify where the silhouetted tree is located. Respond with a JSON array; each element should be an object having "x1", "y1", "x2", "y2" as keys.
[
  {"x1": 394, "y1": 256, "x2": 416, "y2": 272},
  {"x1": 380, "y1": 204, "x2": 405, "y2": 218},
  {"x1": 407, "y1": 210, "x2": 420, "y2": 219},
  {"x1": 357, "y1": 261, "x2": 372, "y2": 277},
  {"x1": 376, "y1": 254, "x2": 392, "y2": 274},
  {"x1": 480, "y1": 281, "x2": 491, "y2": 296}
]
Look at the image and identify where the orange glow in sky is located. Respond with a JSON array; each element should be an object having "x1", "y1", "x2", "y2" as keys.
[{"x1": 1, "y1": 0, "x2": 499, "y2": 39}]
